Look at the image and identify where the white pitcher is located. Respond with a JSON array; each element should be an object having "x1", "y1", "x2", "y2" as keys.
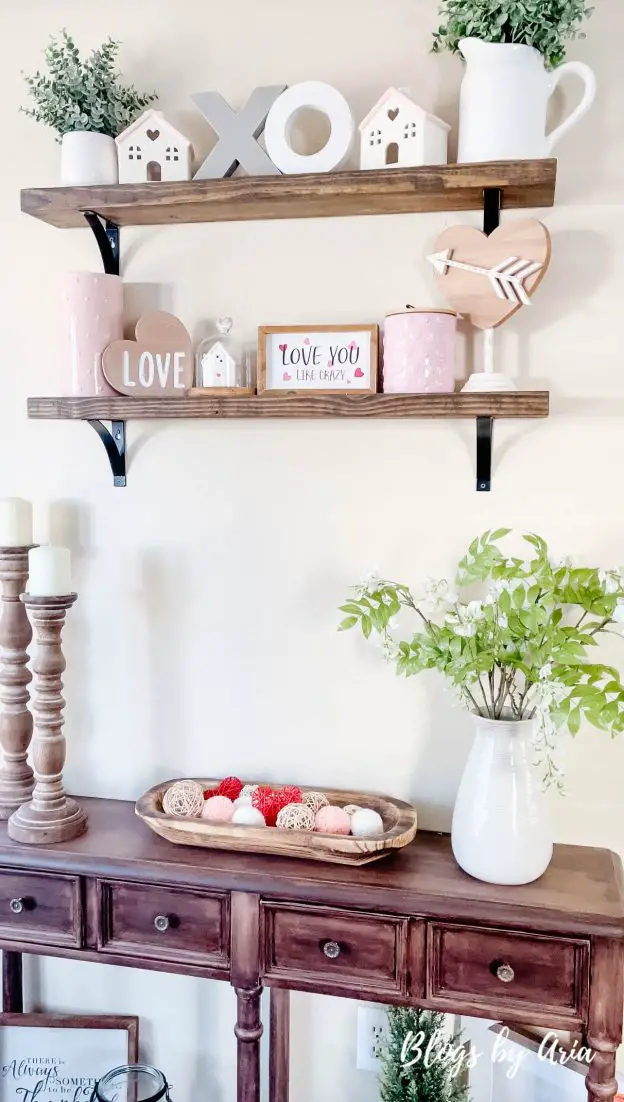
[{"x1": 457, "y1": 38, "x2": 596, "y2": 162}]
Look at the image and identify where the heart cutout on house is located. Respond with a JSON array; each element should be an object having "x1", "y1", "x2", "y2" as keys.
[
  {"x1": 146, "y1": 129, "x2": 160, "y2": 141},
  {"x1": 428, "y1": 219, "x2": 551, "y2": 330},
  {"x1": 387, "y1": 108, "x2": 399, "y2": 121},
  {"x1": 102, "y1": 312, "x2": 193, "y2": 398}
]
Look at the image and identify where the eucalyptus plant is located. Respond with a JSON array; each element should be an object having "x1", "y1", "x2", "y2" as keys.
[
  {"x1": 22, "y1": 31, "x2": 156, "y2": 140},
  {"x1": 340, "y1": 531, "x2": 624, "y2": 787},
  {"x1": 432, "y1": 0, "x2": 594, "y2": 68}
]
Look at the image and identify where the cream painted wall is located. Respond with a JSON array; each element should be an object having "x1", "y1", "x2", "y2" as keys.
[{"x1": 2, "y1": 0, "x2": 624, "y2": 1098}]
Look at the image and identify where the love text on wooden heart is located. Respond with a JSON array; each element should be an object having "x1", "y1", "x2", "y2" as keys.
[
  {"x1": 428, "y1": 219, "x2": 551, "y2": 330},
  {"x1": 102, "y1": 312, "x2": 193, "y2": 398}
]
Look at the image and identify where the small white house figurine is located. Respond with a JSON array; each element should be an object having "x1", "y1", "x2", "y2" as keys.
[
  {"x1": 196, "y1": 318, "x2": 246, "y2": 388},
  {"x1": 359, "y1": 88, "x2": 450, "y2": 171},
  {"x1": 116, "y1": 109, "x2": 193, "y2": 184}
]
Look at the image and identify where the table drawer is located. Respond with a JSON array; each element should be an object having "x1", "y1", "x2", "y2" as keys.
[
  {"x1": 0, "y1": 869, "x2": 82, "y2": 948},
  {"x1": 262, "y1": 903, "x2": 408, "y2": 997},
  {"x1": 428, "y1": 924, "x2": 589, "y2": 1020},
  {"x1": 98, "y1": 881, "x2": 230, "y2": 971}
]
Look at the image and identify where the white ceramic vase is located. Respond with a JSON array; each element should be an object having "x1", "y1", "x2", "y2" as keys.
[
  {"x1": 61, "y1": 132, "x2": 119, "y2": 186},
  {"x1": 451, "y1": 714, "x2": 553, "y2": 885},
  {"x1": 457, "y1": 38, "x2": 596, "y2": 163}
]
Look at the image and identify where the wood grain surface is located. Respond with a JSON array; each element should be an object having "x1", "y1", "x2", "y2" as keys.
[
  {"x1": 20, "y1": 161, "x2": 557, "y2": 229},
  {"x1": 27, "y1": 392, "x2": 550, "y2": 421},
  {"x1": 136, "y1": 780, "x2": 418, "y2": 866}
]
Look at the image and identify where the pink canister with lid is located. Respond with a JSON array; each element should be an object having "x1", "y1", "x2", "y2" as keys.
[{"x1": 383, "y1": 308, "x2": 457, "y2": 393}]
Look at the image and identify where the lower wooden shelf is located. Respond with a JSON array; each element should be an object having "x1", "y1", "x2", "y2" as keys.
[
  {"x1": 26, "y1": 391, "x2": 549, "y2": 491},
  {"x1": 27, "y1": 392, "x2": 549, "y2": 421}
]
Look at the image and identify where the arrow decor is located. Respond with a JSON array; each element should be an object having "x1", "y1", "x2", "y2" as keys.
[
  {"x1": 428, "y1": 219, "x2": 552, "y2": 330},
  {"x1": 427, "y1": 250, "x2": 544, "y2": 306}
]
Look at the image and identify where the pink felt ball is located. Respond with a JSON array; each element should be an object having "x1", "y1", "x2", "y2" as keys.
[
  {"x1": 314, "y1": 805, "x2": 351, "y2": 836},
  {"x1": 201, "y1": 795, "x2": 234, "y2": 823}
]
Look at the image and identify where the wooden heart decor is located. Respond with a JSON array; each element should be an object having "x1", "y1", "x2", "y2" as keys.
[
  {"x1": 102, "y1": 312, "x2": 193, "y2": 398},
  {"x1": 428, "y1": 219, "x2": 552, "y2": 330}
]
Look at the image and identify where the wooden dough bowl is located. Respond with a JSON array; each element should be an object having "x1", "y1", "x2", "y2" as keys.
[{"x1": 136, "y1": 780, "x2": 418, "y2": 866}]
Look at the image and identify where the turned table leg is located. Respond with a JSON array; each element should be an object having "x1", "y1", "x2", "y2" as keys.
[
  {"x1": 2, "y1": 951, "x2": 23, "y2": 1012},
  {"x1": 231, "y1": 892, "x2": 262, "y2": 1102},
  {"x1": 586, "y1": 938, "x2": 623, "y2": 1102},
  {"x1": 269, "y1": 988, "x2": 290, "y2": 1102}
]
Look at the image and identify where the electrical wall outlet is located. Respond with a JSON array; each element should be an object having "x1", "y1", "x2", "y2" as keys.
[{"x1": 356, "y1": 1005, "x2": 388, "y2": 1072}]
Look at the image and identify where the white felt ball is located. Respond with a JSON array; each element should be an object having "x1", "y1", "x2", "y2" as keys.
[
  {"x1": 232, "y1": 805, "x2": 266, "y2": 827},
  {"x1": 350, "y1": 808, "x2": 384, "y2": 838},
  {"x1": 233, "y1": 795, "x2": 253, "y2": 809}
]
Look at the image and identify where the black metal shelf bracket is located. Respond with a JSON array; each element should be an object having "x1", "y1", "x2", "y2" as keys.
[
  {"x1": 83, "y1": 212, "x2": 120, "y2": 276},
  {"x1": 473, "y1": 186, "x2": 503, "y2": 491},
  {"x1": 88, "y1": 420, "x2": 126, "y2": 487}
]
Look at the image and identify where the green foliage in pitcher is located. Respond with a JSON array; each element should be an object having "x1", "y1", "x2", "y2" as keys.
[
  {"x1": 432, "y1": 0, "x2": 594, "y2": 68},
  {"x1": 22, "y1": 31, "x2": 156, "y2": 139},
  {"x1": 340, "y1": 531, "x2": 624, "y2": 788}
]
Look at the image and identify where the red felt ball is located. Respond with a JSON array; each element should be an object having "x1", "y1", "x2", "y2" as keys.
[
  {"x1": 217, "y1": 776, "x2": 243, "y2": 800},
  {"x1": 252, "y1": 786, "x2": 280, "y2": 826},
  {"x1": 203, "y1": 788, "x2": 217, "y2": 799}
]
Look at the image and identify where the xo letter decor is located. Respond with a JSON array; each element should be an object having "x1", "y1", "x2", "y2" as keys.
[
  {"x1": 0, "y1": 547, "x2": 35, "y2": 818},
  {"x1": 102, "y1": 312, "x2": 193, "y2": 397},
  {"x1": 192, "y1": 87, "x2": 287, "y2": 178},
  {"x1": 264, "y1": 81, "x2": 355, "y2": 174},
  {"x1": 8, "y1": 593, "x2": 87, "y2": 844},
  {"x1": 427, "y1": 218, "x2": 551, "y2": 392}
]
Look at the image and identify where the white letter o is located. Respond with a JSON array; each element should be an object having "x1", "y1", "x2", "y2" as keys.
[{"x1": 264, "y1": 81, "x2": 354, "y2": 174}]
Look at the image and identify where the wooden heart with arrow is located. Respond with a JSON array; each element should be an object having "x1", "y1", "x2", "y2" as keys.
[{"x1": 427, "y1": 219, "x2": 552, "y2": 330}]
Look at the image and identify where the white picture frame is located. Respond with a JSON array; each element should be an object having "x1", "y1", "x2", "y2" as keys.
[
  {"x1": 258, "y1": 325, "x2": 379, "y2": 394},
  {"x1": 0, "y1": 1014, "x2": 138, "y2": 1102}
]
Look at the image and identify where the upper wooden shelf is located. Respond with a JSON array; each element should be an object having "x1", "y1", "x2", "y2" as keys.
[
  {"x1": 20, "y1": 160, "x2": 557, "y2": 229},
  {"x1": 27, "y1": 392, "x2": 550, "y2": 420}
]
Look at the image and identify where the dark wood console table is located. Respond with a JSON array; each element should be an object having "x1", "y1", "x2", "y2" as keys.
[{"x1": 0, "y1": 797, "x2": 622, "y2": 1102}]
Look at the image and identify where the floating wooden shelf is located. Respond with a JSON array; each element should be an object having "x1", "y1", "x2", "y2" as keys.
[
  {"x1": 20, "y1": 160, "x2": 557, "y2": 230},
  {"x1": 27, "y1": 392, "x2": 550, "y2": 421},
  {"x1": 27, "y1": 392, "x2": 549, "y2": 492}
]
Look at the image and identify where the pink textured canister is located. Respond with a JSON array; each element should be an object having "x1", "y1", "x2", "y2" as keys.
[
  {"x1": 383, "y1": 308, "x2": 457, "y2": 393},
  {"x1": 62, "y1": 272, "x2": 123, "y2": 396}
]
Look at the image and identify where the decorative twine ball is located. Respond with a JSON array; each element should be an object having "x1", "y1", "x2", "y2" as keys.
[
  {"x1": 315, "y1": 805, "x2": 352, "y2": 836},
  {"x1": 232, "y1": 805, "x2": 266, "y2": 827},
  {"x1": 302, "y1": 790, "x2": 329, "y2": 813},
  {"x1": 350, "y1": 808, "x2": 384, "y2": 839},
  {"x1": 233, "y1": 795, "x2": 253, "y2": 809},
  {"x1": 343, "y1": 804, "x2": 363, "y2": 817},
  {"x1": 163, "y1": 780, "x2": 204, "y2": 818},
  {"x1": 241, "y1": 783, "x2": 259, "y2": 800},
  {"x1": 201, "y1": 795, "x2": 234, "y2": 824},
  {"x1": 216, "y1": 776, "x2": 243, "y2": 800},
  {"x1": 276, "y1": 803, "x2": 315, "y2": 831}
]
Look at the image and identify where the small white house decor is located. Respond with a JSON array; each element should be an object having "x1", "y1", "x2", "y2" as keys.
[
  {"x1": 195, "y1": 317, "x2": 252, "y2": 392},
  {"x1": 116, "y1": 109, "x2": 192, "y2": 183},
  {"x1": 359, "y1": 88, "x2": 450, "y2": 170}
]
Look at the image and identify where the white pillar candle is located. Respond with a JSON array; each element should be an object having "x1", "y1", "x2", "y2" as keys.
[
  {"x1": 0, "y1": 499, "x2": 33, "y2": 547},
  {"x1": 27, "y1": 546, "x2": 72, "y2": 597}
]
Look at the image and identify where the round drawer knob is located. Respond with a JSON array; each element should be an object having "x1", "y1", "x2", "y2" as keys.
[
  {"x1": 496, "y1": 962, "x2": 515, "y2": 984},
  {"x1": 322, "y1": 940, "x2": 341, "y2": 960},
  {"x1": 9, "y1": 898, "x2": 24, "y2": 915},
  {"x1": 153, "y1": 914, "x2": 170, "y2": 933}
]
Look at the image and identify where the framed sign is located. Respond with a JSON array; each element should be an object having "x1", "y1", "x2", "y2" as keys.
[
  {"x1": 257, "y1": 325, "x2": 378, "y2": 394},
  {"x1": 0, "y1": 1015, "x2": 138, "y2": 1102}
]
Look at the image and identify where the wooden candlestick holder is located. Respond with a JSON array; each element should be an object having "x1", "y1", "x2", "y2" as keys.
[
  {"x1": 8, "y1": 594, "x2": 87, "y2": 844},
  {"x1": 0, "y1": 547, "x2": 35, "y2": 819}
]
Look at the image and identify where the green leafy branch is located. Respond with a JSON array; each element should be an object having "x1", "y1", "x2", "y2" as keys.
[{"x1": 432, "y1": 0, "x2": 594, "y2": 68}]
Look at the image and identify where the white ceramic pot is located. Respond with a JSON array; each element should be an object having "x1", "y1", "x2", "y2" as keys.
[
  {"x1": 457, "y1": 38, "x2": 596, "y2": 163},
  {"x1": 60, "y1": 132, "x2": 119, "y2": 186},
  {"x1": 451, "y1": 714, "x2": 553, "y2": 885}
]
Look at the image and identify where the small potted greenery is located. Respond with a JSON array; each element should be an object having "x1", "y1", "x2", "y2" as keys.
[
  {"x1": 340, "y1": 530, "x2": 624, "y2": 886},
  {"x1": 23, "y1": 31, "x2": 156, "y2": 186},
  {"x1": 431, "y1": 0, "x2": 596, "y2": 162}
]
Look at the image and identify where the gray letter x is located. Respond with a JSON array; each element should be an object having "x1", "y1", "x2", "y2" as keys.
[{"x1": 192, "y1": 86, "x2": 287, "y2": 179}]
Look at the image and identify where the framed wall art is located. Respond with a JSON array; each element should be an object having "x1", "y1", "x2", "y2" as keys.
[
  {"x1": 0, "y1": 1014, "x2": 138, "y2": 1102},
  {"x1": 257, "y1": 325, "x2": 379, "y2": 394}
]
